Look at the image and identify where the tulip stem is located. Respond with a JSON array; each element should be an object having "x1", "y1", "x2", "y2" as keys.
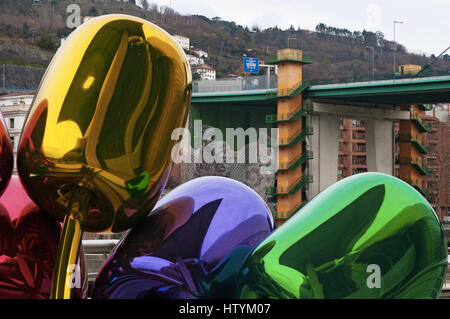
[{"x1": 50, "y1": 188, "x2": 89, "y2": 299}]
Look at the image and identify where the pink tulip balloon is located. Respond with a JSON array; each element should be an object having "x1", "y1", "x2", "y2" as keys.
[{"x1": 0, "y1": 176, "x2": 88, "y2": 298}]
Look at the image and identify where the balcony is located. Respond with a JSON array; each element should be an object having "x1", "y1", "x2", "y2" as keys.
[
  {"x1": 412, "y1": 185, "x2": 430, "y2": 198},
  {"x1": 279, "y1": 150, "x2": 314, "y2": 171},
  {"x1": 279, "y1": 125, "x2": 314, "y2": 147},
  {"x1": 411, "y1": 113, "x2": 432, "y2": 133},
  {"x1": 266, "y1": 175, "x2": 313, "y2": 196},
  {"x1": 352, "y1": 133, "x2": 366, "y2": 141},
  {"x1": 266, "y1": 101, "x2": 313, "y2": 123},
  {"x1": 398, "y1": 158, "x2": 432, "y2": 176},
  {"x1": 397, "y1": 135, "x2": 432, "y2": 154},
  {"x1": 277, "y1": 200, "x2": 309, "y2": 220},
  {"x1": 411, "y1": 137, "x2": 432, "y2": 155},
  {"x1": 411, "y1": 161, "x2": 432, "y2": 176},
  {"x1": 402, "y1": 179, "x2": 431, "y2": 198}
]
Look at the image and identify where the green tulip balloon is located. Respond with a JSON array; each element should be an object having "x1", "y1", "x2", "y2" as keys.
[{"x1": 237, "y1": 173, "x2": 447, "y2": 299}]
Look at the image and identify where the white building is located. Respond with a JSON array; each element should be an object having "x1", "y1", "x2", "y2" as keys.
[
  {"x1": 172, "y1": 34, "x2": 190, "y2": 51},
  {"x1": 193, "y1": 49, "x2": 208, "y2": 59},
  {"x1": 186, "y1": 54, "x2": 205, "y2": 66},
  {"x1": 0, "y1": 93, "x2": 34, "y2": 173},
  {"x1": 193, "y1": 65, "x2": 216, "y2": 80}
]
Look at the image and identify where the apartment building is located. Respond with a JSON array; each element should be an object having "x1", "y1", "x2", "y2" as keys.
[
  {"x1": 0, "y1": 93, "x2": 34, "y2": 173},
  {"x1": 338, "y1": 118, "x2": 368, "y2": 180},
  {"x1": 422, "y1": 105, "x2": 450, "y2": 222}
]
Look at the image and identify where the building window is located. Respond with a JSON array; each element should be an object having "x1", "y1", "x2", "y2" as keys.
[
  {"x1": 352, "y1": 131, "x2": 365, "y2": 140},
  {"x1": 352, "y1": 168, "x2": 367, "y2": 175},
  {"x1": 352, "y1": 143, "x2": 366, "y2": 153},
  {"x1": 352, "y1": 119, "x2": 365, "y2": 127},
  {"x1": 10, "y1": 136, "x2": 14, "y2": 149},
  {"x1": 338, "y1": 169, "x2": 343, "y2": 177},
  {"x1": 9, "y1": 118, "x2": 14, "y2": 129},
  {"x1": 352, "y1": 156, "x2": 367, "y2": 165}
]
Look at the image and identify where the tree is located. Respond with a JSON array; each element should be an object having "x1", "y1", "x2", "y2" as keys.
[
  {"x1": 37, "y1": 35, "x2": 57, "y2": 51},
  {"x1": 88, "y1": 6, "x2": 98, "y2": 17},
  {"x1": 315, "y1": 23, "x2": 326, "y2": 33},
  {"x1": 141, "y1": 0, "x2": 149, "y2": 11},
  {"x1": 22, "y1": 22, "x2": 30, "y2": 37}
]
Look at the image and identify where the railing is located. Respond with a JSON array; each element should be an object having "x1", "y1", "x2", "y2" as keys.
[
  {"x1": 193, "y1": 75, "x2": 277, "y2": 93},
  {"x1": 276, "y1": 79, "x2": 311, "y2": 98},
  {"x1": 279, "y1": 125, "x2": 314, "y2": 147},
  {"x1": 266, "y1": 50, "x2": 313, "y2": 64},
  {"x1": 397, "y1": 135, "x2": 432, "y2": 154},
  {"x1": 0, "y1": 87, "x2": 37, "y2": 93},
  {"x1": 352, "y1": 133, "x2": 366, "y2": 140},
  {"x1": 82, "y1": 240, "x2": 120, "y2": 281},
  {"x1": 401, "y1": 178, "x2": 430, "y2": 198},
  {"x1": 265, "y1": 101, "x2": 313, "y2": 123},
  {"x1": 398, "y1": 157, "x2": 432, "y2": 176},
  {"x1": 352, "y1": 146, "x2": 367, "y2": 153},
  {"x1": 279, "y1": 150, "x2": 314, "y2": 171},
  {"x1": 411, "y1": 112, "x2": 432, "y2": 132},
  {"x1": 266, "y1": 175, "x2": 313, "y2": 196},
  {"x1": 277, "y1": 200, "x2": 310, "y2": 220}
]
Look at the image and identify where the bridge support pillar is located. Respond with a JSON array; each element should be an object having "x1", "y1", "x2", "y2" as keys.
[
  {"x1": 309, "y1": 113, "x2": 340, "y2": 198},
  {"x1": 366, "y1": 119, "x2": 394, "y2": 175}
]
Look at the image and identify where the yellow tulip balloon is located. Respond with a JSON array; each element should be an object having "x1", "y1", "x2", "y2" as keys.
[{"x1": 17, "y1": 15, "x2": 192, "y2": 298}]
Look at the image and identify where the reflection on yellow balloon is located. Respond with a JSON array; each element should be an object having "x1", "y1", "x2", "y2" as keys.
[{"x1": 17, "y1": 14, "x2": 192, "y2": 298}]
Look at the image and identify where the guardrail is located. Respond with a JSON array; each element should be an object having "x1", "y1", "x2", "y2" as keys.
[
  {"x1": 77, "y1": 241, "x2": 450, "y2": 297},
  {"x1": 82, "y1": 240, "x2": 120, "y2": 281},
  {"x1": 0, "y1": 87, "x2": 37, "y2": 93},
  {"x1": 193, "y1": 75, "x2": 277, "y2": 94}
]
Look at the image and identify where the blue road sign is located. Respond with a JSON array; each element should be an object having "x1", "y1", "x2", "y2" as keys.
[{"x1": 244, "y1": 57, "x2": 259, "y2": 73}]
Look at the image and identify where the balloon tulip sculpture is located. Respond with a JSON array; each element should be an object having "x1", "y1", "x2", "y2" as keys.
[
  {"x1": 92, "y1": 176, "x2": 274, "y2": 299},
  {"x1": 236, "y1": 173, "x2": 447, "y2": 299},
  {"x1": 0, "y1": 14, "x2": 446, "y2": 300},
  {"x1": 0, "y1": 112, "x2": 87, "y2": 298},
  {"x1": 16, "y1": 14, "x2": 191, "y2": 298},
  {"x1": 92, "y1": 174, "x2": 447, "y2": 299}
]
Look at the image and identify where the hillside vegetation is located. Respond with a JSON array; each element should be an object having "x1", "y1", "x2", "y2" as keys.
[{"x1": 0, "y1": 0, "x2": 449, "y2": 88}]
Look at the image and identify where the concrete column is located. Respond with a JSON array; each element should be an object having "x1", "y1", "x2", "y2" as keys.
[
  {"x1": 309, "y1": 113, "x2": 340, "y2": 198},
  {"x1": 366, "y1": 118, "x2": 394, "y2": 175}
]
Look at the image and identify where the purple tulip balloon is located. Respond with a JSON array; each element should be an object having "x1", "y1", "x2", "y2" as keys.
[{"x1": 92, "y1": 176, "x2": 274, "y2": 299}]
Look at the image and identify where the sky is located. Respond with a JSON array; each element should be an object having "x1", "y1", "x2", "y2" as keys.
[{"x1": 138, "y1": 0, "x2": 450, "y2": 56}]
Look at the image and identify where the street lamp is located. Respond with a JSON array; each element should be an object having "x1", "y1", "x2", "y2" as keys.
[
  {"x1": 393, "y1": 20, "x2": 404, "y2": 78},
  {"x1": 366, "y1": 46, "x2": 375, "y2": 80}
]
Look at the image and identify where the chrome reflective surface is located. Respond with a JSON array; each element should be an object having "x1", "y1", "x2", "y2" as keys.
[
  {"x1": 18, "y1": 14, "x2": 191, "y2": 233},
  {"x1": 16, "y1": 14, "x2": 191, "y2": 298},
  {"x1": 0, "y1": 111, "x2": 13, "y2": 197},
  {"x1": 92, "y1": 176, "x2": 274, "y2": 299},
  {"x1": 237, "y1": 173, "x2": 447, "y2": 299},
  {"x1": 0, "y1": 176, "x2": 87, "y2": 299}
]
